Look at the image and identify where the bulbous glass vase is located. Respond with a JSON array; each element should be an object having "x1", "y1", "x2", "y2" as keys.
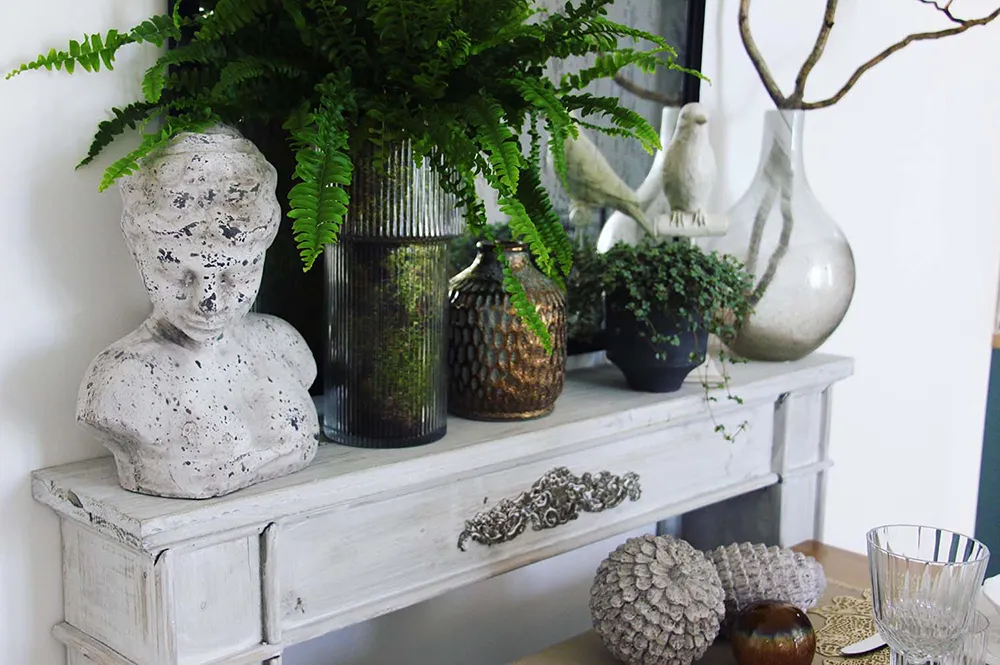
[{"x1": 705, "y1": 110, "x2": 855, "y2": 361}]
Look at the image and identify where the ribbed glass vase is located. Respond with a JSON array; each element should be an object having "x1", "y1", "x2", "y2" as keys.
[{"x1": 323, "y1": 142, "x2": 462, "y2": 448}]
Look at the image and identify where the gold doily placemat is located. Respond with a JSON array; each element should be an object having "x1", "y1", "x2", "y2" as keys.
[
  {"x1": 690, "y1": 580, "x2": 886, "y2": 665},
  {"x1": 811, "y1": 584, "x2": 888, "y2": 665}
]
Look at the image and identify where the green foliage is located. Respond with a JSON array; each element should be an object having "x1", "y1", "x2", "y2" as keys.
[
  {"x1": 592, "y1": 240, "x2": 754, "y2": 351},
  {"x1": 6, "y1": 17, "x2": 180, "y2": 79},
  {"x1": 98, "y1": 115, "x2": 217, "y2": 191},
  {"x1": 579, "y1": 239, "x2": 756, "y2": 440},
  {"x1": 77, "y1": 102, "x2": 157, "y2": 169},
  {"x1": 287, "y1": 89, "x2": 354, "y2": 271},
  {"x1": 10, "y1": 0, "x2": 695, "y2": 345}
]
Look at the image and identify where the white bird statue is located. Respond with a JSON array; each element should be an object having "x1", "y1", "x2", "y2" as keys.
[
  {"x1": 596, "y1": 106, "x2": 679, "y2": 253},
  {"x1": 558, "y1": 123, "x2": 655, "y2": 244},
  {"x1": 662, "y1": 102, "x2": 716, "y2": 229}
]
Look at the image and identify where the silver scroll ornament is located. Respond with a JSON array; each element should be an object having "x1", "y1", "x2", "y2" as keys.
[{"x1": 457, "y1": 467, "x2": 641, "y2": 551}]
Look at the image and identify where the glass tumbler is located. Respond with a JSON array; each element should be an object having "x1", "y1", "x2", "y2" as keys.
[
  {"x1": 868, "y1": 525, "x2": 991, "y2": 664},
  {"x1": 944, "y1": 611, "x2": 990, "y2": 665}
]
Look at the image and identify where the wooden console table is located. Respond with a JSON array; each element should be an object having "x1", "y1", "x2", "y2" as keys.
[{"x1": 32, "y1": 354, "x2": 852, "y2": 665}]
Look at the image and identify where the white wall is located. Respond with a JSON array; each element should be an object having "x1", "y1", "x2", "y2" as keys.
[
  {"x1": 1, "y1": 3, "x2": 161, "y2": 664},
  {"x1": 700, "y1": 0, "x2": 1000, "y2": 554},
  {"x1": 3, "y1": 2, "x2": 999, "y2": 665}
]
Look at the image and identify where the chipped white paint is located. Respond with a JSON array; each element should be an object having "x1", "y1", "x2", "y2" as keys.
[
  {"x1": 35, "y1": 356, "x2": 851, "y2": 664},
  {"x1": 76, "y1": 126, "x2": 318, "y2": 499}
]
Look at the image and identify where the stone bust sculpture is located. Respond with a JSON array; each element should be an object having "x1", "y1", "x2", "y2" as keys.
[{"x1": 77, "y1": 126, "x2": 319, "y2": 499}]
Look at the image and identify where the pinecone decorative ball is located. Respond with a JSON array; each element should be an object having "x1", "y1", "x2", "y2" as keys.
[
  {"x1": 706, "y1": 542, "x2": 826, "y2": 631},
  {"x1": 590, "y1": 534, "x2": 726, "y2": 665}
]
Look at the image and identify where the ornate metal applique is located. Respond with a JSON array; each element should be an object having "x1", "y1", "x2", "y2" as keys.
[{"x1": 457, "y1": 467, "x2": 641, "y2": 551}]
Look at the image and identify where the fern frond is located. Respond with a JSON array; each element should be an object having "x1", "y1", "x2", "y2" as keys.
[
  {"x1": 211, "y1": 57, "x2": 304, "y2": 99},
  {"x1": 195, "y1": 0, "x2": 272, "y2": 40},
  {"x1": 498, "y1": 194, "x2": 554, "y2": 279},
  {"x1": 564, "y1": 94, "x2": 660, "y2": 154},
  {"x1": 516, "y1": 164, "x2": 573, "y2": 280},
  {"x1": 7, "y1": 16, "x2": 181, "y2": 80},
  {"x1": 546, "y1": 118, "x2": 571, "y2": 190},
  {"x1": 464, "y1": 97, "x2": 521, "y2": 193},
  {"x1": 573, "y1": 119, "x2": 635, "y2": 141},
  {"x1": 507, "y1": 77, "x2": 575, "y2": 187},
  {"x1": 78, "y1": 102, "x2": 158, "y2": 169},
  {"x1": 508, "y1": 78, "x2": 573, "y2": 131},
  {"x1": 130, "y1": 14, "x2": 186, "y2": 46},
  {"x1": 98, "y1": 115, "x2": 215, "y2": 192},
  {"x1": 578, "y1": 15, "x2": 673, "y2": 51},
  {"x1": 143, "y1": 41, "x2": 227, "y2": 103},
  {"x1": 559, "y1": 49, "x2": 673, "y2": 93},
  {"x1": 499, "y1": 247, "x2": 553, "y2": 353},
  {"x1": 287, "y1": 93, "x2": 354, "y2": 271}
]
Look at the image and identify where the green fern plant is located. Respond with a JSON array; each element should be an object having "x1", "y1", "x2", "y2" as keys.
[{"x1": 9, "y1": 0, "x2": 698, "y2": 350}]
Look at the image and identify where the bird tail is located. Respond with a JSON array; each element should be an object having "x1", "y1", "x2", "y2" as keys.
[{"x1": 623, "y1": 202, "x2": 656, "y2": 239}]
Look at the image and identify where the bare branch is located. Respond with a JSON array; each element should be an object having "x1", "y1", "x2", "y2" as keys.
[
  {"x1": 612, "y1": 73, "x2": 681, "y2": 106},
  {"x1": 738, "y1": 0, "x2": 788, "y2": 108},
  {"x1": 917, "y1": 0, "x2": 962, "y2": 23},
  {"x1": 789, "y1": 0, "x2": 839, "y2": 104},
  {"x1": 799, "y1": 6, "x2": 1000, "y2": 110}
]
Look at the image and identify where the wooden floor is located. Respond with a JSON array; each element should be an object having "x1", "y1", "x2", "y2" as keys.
[{"x1": 513, "y1": 540, "x2": 868, "y2": 665}]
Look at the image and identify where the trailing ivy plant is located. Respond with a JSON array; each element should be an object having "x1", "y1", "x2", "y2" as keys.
[
  {"x1": 8, "y1": 0, "x2": 695, "y2": 350},
  {"x1": 578, "y1": 239, "x2": 755, "y2": 440}
]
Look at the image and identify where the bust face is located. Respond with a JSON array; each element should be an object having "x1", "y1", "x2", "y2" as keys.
[{"x1": 133, "y1": 234, "x2": 266, "y2": 343}]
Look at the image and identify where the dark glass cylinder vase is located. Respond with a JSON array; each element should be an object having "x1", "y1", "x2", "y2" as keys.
[{"x1": 323, "y1": 142, "x2": 462, "y2": 448}]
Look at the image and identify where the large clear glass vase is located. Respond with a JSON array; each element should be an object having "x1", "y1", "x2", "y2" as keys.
[{"x1": 705, "y1": 110, "x2": 855, "y2": 361}]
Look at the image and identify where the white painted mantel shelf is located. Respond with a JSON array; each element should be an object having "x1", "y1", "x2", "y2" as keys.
[{"x1": 33, "y1": 354, "x2": 853, "y2": 665}]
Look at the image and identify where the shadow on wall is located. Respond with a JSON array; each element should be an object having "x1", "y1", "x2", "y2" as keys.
[{"x1": 0, "y1": 138, "x2": 148, "y2": 663}]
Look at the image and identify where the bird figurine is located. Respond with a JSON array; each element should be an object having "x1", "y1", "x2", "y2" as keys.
[
  {"x1": 558, "y1": 123, "x2": 655, "y2": 245},
  {"x1": 662, "y1": 102, "x2": 716, "y2": 229},
  {"x1": 596, "y1": 106, "x2": 679, "y2": 253}
]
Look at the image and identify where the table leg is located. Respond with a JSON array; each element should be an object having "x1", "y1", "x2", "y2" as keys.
[{"x1": 681, "y1": 386, "x2": 834, "y2": 549}]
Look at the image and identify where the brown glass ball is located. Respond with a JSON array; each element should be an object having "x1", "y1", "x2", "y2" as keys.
[{"x1": 731, "y1": 600, "x2": 816, "y2": 665}]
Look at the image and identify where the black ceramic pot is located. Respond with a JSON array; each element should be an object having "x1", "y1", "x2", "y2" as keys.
[{"x1": 605, "y1": 291, "x2": 708, "y2": 393}]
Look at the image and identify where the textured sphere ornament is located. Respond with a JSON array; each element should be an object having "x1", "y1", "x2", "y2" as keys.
[
  {"x1": 590, "y1": 534, "x2": 726, "y2": 665},
  {"x1": 706, "y1": 542, "x2": 826, "y2": 630},
  {"x1": 730, "y1": 600, "x2": 816, "y2": 665}
]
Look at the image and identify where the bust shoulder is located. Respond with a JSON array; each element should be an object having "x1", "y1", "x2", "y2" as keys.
[
  {"x1": 239, "y1": 313, "x2": 317, "y2": 389},
  {"x1": 76, "y1": 328, "x2": 178, "y2": 444}
]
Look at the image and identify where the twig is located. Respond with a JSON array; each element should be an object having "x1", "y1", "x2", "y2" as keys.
[
  {"x1": 740, "y1": 0, "x2": 1000, "y2": 111},
  {"x1": 917, "y1": 0, "x2": 961, "y2": 23},
  {"x1": 611, "y1": 73, "x2": 681, "y2": 106},
  {"x1": 744, "y1": 177, "x2": 776, "y2": 277},
  {"x1": 738, "y1": 0, "x2": 787, "y2": 108},
  {"x1": 750, "y1": 182, "x2": 794, "y2": 305},
  {"x1": 789, "y1": 0, "x2": 839, "y2": 105},
  {"x1": 799, "y1": 5, "x2": 1000, "y2": 110}
]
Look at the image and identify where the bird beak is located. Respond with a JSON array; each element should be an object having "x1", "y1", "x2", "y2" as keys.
[{"x1": 695, "y1": 115, "x2": 708, "y2": 125}]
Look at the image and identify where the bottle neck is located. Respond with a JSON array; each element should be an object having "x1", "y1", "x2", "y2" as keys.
[
  {"x1": 756, "y1": 109, "x2": 808, "y2": 185},
  {"x1": 475, "y1": 242, "x2": 530, "y2": 270}
]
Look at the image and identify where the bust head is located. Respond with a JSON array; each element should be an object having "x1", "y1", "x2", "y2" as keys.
[{"x1": 119, "y1": 126, "x2": 280, "y2": 342}]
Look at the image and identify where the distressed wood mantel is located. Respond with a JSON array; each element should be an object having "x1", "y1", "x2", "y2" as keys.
[{"x1": 33, "y1": 354, "x2": 853, "y2": 665}]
